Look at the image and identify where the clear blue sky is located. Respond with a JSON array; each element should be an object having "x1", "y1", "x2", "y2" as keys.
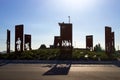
[{"x1": 0, "y1": 0, "x2": 120, "y2": 51}]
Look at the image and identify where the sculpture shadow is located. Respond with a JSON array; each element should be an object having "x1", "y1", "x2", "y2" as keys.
[
  {"x1": 43, "y1": 63, "x2": 71, "y2": 75},
  {"x1": 113, "y1": 61, "x2": 120, "y2": 67},
  {"x1": 0, "y1": 62, "x2": 9, "y2": 67},
  {"x1": 0, "y1": 60, "x2": 9, "y2": 67}
]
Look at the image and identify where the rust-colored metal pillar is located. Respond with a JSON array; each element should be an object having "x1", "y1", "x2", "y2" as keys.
[
  {"x1": 7, "y1": 29, "x2": 10, "y2": 53},
  {"x1": 15, "y1": 24, "x2": 24, "y2": 52},
  {"x1": 105, "y1": 26, "x2": 115, "y2": 55},
  {"x1": 54, "y1": 36, "x2": 61, "y2": 48},
  {"x1": 111, "y1": 32, "x2": 115, "y2": 53},
  {"x1": 24, "y1": 34, "x2": 31, "y2": 50},
  {"x1": 86, "y1": 35, "x2": 93, "y2": 51},
  {"x1": 59, "y1": 22, "x2": 73, "y2": 60}
]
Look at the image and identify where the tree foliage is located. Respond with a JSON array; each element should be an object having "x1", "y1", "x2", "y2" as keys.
[
  {"x1": 0, "y1": 48, "x2": 118, "y2": 60},
  {"x1": 39, "y1": 44, "x2": 47, "y2": 49},
  {"x1": 94, "y1": 43, "x2": 102, "y2": 52}
]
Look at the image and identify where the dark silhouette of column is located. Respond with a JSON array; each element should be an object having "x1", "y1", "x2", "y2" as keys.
[
  {"x1": 59, "y1": 22, "x2": 73, "y2": 59},
  {"x1": 24, "y1": 34, "x2": 31, "y2": 50},
  {"x1": 54, "y1": 36, "x2": 61, "y2": 48},
  {"x1": 105, "y1": 26, "x2": 115, "y2": 55},
  {"x1": 111, "y1": 32, "x2": 115, "y2": 53},
  {"x1": 15, "y1": 24, "x2": 24, "y2": 52},
  {"x1": 86, "y1": 35, "x2": 93, "y2": 51},
  {"x1": 7, "y1": 29, "x2": 10, "y2": 53}
]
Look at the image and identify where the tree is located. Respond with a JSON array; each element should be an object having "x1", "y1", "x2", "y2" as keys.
[
  {"x1": 94, "y1": 43, "x2": 102, "y2": 52},
  {"x1": 39, "y1": 44, "x2": 46, "y2": 49}
]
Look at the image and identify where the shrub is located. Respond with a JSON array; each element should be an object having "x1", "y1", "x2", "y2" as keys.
[{"x1": 0, "y1": 48, "x2": 118, "y2": 60}]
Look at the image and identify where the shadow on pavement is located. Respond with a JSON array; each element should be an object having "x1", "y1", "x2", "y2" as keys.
[
  {"x1": 113, "y1": 61, "x2": 120, "y2": 67},
  {"x1": 43, "y1": 63, "x2": 71, "y2": 75},
  {"x1": 0, "y1": 60, "x2": 9, "y2": 66}
]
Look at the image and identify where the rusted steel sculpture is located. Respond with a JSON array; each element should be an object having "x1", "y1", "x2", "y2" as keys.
[
  {"x1": 105, "y1": 26, "x2": 115, "y2": 55},
  {"x1": 59, "y1": 22, "x2": 73, "y2": 59},
  {"x1": 7, "y1": 29, "x2": 10, "y2": 53},
  {"x1": 86, "y1": 35, "x2": 93, "y2": 51},
  {"x1": 24, "y1": 34, "x2": 31, "y2": 50},
  {"x1": 15, "y1": 24, "x2": 24, "y2": 52}
]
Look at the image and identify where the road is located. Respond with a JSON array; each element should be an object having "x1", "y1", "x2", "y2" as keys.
[{"x1": 0, "y1": 63, "x2": 120, "y2": 80}]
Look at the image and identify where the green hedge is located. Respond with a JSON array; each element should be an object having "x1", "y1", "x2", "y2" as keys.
[{"x1": 0, "y1": 49, "x2": 118, "y2": 60}]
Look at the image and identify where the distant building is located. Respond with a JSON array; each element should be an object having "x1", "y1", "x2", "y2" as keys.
[
  {"x1": 50, "y1": 45, "x2": 54, "y2": 48},
  {"x1": 86, "y1": 35, "x2": 93, "y2": 51},
  {"x1": 105, "y1": 26, "x2": 115, "y2": 55}
]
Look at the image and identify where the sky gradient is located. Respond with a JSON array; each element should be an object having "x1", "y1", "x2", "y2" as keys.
[{"x1": 0, "y1": 0, "x2": 120, "y2": 51}]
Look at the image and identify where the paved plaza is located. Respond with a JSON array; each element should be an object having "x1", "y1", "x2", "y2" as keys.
[{"x1": 0, "y1": 62, "x2": 120, "y2": 80}]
